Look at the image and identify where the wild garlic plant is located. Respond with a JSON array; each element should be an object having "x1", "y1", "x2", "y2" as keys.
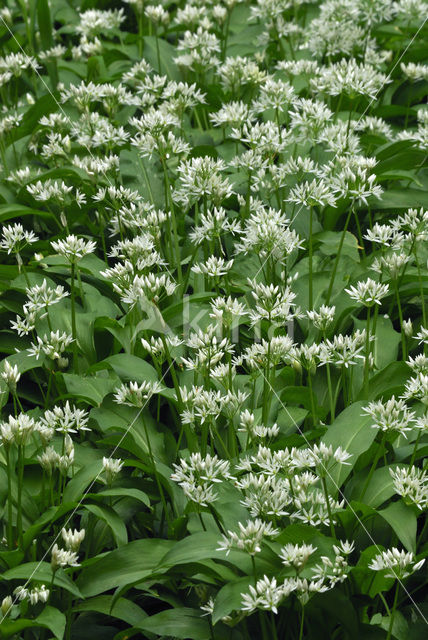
[{"x1": 0, "y1": 1, "x2": 427, "y2": 639}]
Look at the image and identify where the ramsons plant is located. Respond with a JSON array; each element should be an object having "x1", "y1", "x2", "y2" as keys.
[{"x1": 0, "y1": 0, "x2": 427, "y2": 639}]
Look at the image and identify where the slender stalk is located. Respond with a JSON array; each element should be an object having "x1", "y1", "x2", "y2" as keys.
[
  {"x1": 326, "y1": 362, "x2": 335, "y2": 422},
  {"x1": 394, "y1": 280, "x2": 407, "y2": 360},
  {"x1": 325, "y1": 208, "x2": 352, "y2": 304},
  {"x1": 142, "y1": 414, "x2": 170, "y2": 525},
  {"x1": 359, "y1": 431, "x2": 386, "y2": 502},
  {"x1": 161, "y1": 157, "x2": 182, "y2": 283},
  {"x1": 363, "y1": 307, "x2": 371, "y2": 399},
  {"x1": 17, "y1": 444, "x2": 24, "y2": 548},
  {"x1": 308, "y1": 206, "x2": 313, "y2": 309},
  {"x1": 386, "y1": 582, "x2": 400, "y2": 640},
  {"x1": 321, "y1": 475, "x2": 336, "y2": 538},
  {"x1": 271, "y1": 612, "x2": 278, "y2": 640},
  {"x1": 298, "y1": 604, "x2": 305, "y2": 640},
  {"x1": 70, "y1": 261, "x2": 78, "y2": 373},
  {"x1": 409, "y1": 430, "x2": 422, "y2": 467},
  {"x1": 307, "y1": 371, "x2": 317, "y2": 427},
  {"x1": 5, "y1": 446, "x2": 14, "y2": 548}
]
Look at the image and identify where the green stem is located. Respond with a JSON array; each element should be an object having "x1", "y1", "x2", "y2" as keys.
[
  {"x1": 363, "y1": 307, "x2": 371, "y2": 399},
  {"x1": 359, "y1": 431, "x2": 386, "y2": 502},
  {"x1": 410, "y1": 430, "x2": 422, "y2": 467},
  {"x1": 5, "y1": 446, "x2": 14, "y2": 549},
  {"x1": 394, "y1": 280, "x2": 406, "y2": 360},
  {"x1": 321, "y1": 475, "x2": 336, "y2": 539},
  {"x1": 70, "y1": 261, "x2": 78, "y2": 373},
  {"x1": 161, "y1": 157, "x2": 182, "y2": 283},
  {"x1": 307, "y1": 372, "x2": 317, "y2": 426},
  {"x1": 17, "y1": 444, "x2": 24, "y2": 548},
  {"x1": 326, "y1": 362, "x2": 335, "y2": 422},
  {"x1": 298, "y1": 604, "x2": 305, "y2": 640},
  {"x1": 325, "y1": 208, "x2": 352, "y2": 303},
  {"x1": 142, "y1": 414, "x2": 170, "y2": 525},
  {"x1": 386, "y1": 582, "x2": 400, "y2": 640},
  {"x1": 308, "y1": 206, "x2": 313, "y2": 309}
]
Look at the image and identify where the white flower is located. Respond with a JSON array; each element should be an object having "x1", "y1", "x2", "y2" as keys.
[
  {"x1": 345, "y1": 279, "x2": 389, "y2": 306},
  {"x1": 362, "y1": 397, "x2": 415, "y2": 436},
  {"x1": 113, "y1": 380, "x2": 164, "y2": 407},
  {"x1": 51, "y1": 235, "x2": 96, "y2": 262},
  {"x1": 368, "y1": 548, "x2": 425, "y2": 580},
  {"x1": 51, "y1": 543, "x2": 80, "y2": 570},
  {"x1": 0, "y1": 223, "x2": 38, "y2": 254},
  {"x1": 279, "y1": 543, "x2": 317, "y2": 571},
  {"x1": 1, "y1": 360, "x2": 20, "y2": 392},
  {"x1": 217, "y1": 519, "x2": 279, "y2": 556},
  {"x1": 103, "y1": 457, "x2": 124, "y2": 483},
  {"x1": 61, "y1": 528, "x2": 86, "y2": 551}
]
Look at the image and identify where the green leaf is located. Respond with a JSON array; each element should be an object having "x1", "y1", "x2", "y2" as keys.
[
  {"x1": 143, "y1": 36, "x2": 180, "y2": 79},
  {"x1": 373, "y1": 189, "x2": 428, "y2": 211},
  {"x1": 36, "y1": 606, "x2": 66, "y2": 640},
  {"x1": 23, "y1": 504, "x2": 77, "y2": 549},
  {"x1": 0, "y1": 606, "x2": 65, "y2": 639},
  {"x1": 87, "y1": 487, "x2": 150, "y2": 508},
  {"x1": 37, "y1": 0, "x2": 53, "y2": 50},
  {"x1": 0, "y1": 204, "x2": 55, "y2": 224},
  {"x1": 62, "y1": 460, "x2": 104, "y2": 503},
  {"x1": 378, "y1": 501, "x2": 417, "y2": 552},
  {"x1": 360, "y1": 362, "x2": 412, "y2": 401},
  {"x1": 352, "y1": 546, "x2": 394, "y2": 597},
  {"x1": 159, "y1": 532, "x2": 222, "y2": 567},
  {"x1": 76, "y1": 539, "x2": 173, "y2": 597},
  {"x1": 96, "y1": 353, "x2": 159, "y2": 383},
  {"x1": 212, "y1": 577, "x2": 253, "y2": 624},
  {"x1": 138, "y1": 608, "x2": 211, "y2": 639},
  {"x1": 370, "y1": 611, "x2": 409, "y2": 640},
  {"x1": 315, "y1": 230, "x2": 360, "y2": 260},
  {"x1": 73, "y1": 596, "x2": 147, "y2": 627},
  {"x1": 348, "y1": 465, "x2": 400, "y2": 508},
  {"x1": 322, "y1": 402, "x2": 378, "y2": 492},
  {"x1": 83, "y1": 503, "x2": 128, "y2": 547},
  {"x1": 9, "y1": 94, "x2": 59, "y2": 145},
  {"x1": 1, "y1": 563, "x2": 83, "y2": 598},
  {"x1": 61, "y1": 372, "x2": 118, "y2": 406}
]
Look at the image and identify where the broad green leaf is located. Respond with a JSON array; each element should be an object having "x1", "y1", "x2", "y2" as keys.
[
  {"x1": 61, "y1": 372, "x2": 118, "y2": 406},
  {"x1": 23, "y1": 504, "x2": 76, "y2": 549},
  {"x1": 74, "y1": 595, "x2": 147, "y2": 627},
  {"x1": 322, "y1": 402, "x2": 377, "y2": 492},
  {"x1": 1, "y1": 563, "x2": 83, "y2": 598},
  {"x1": 76, "y1": 539, "x2": 173, "y2": 597},
  {"x1": 378, "y1": 501, "x2": 417, "y2": 552},
  {"x1": 62, "y1": 460, "x2": 104, "y2": 503},
  {"x1": 0, "y1": 606, "x2": 65, "y2": 639},
  {"x1": 212, "y1": 577, "x2": 253, "y2": 624},
  {"x1": 0, "y1": 204, "x2": 55, "y2": 224},
  {"x1": 315, "y1": 230, "x2": 360, "y2": 261},
  {"x1": 370, "y1": 611, "x2": 409, "y2": 640},
  {"x1": 83, "y1": 503, "x2": 128, "y2": 547},
  {"x1": 374, "y1": 189, "x2": 428, "y2": 211},
  {"x1": 96, "y1": 353, "x2": 159, "y2": 383},
  {"x1": 143, "y1": 36, "x2": 180, "y2": 79},
  {"x1": 352, "y1": 546, "x2": 394, "y2": 597},
  {"x1": 36, "y1": 606, "x2": 66, "y2": 640},
  {"x1": 348, "y1": 465, "x2": 400, "y2": 508},
  {"x1": 87, "y1": 487, "x2": 150, "y2": 508},
  {"x1": 138, "y1": 608, "x2": 211, "y2": 640},
  {"x1": 360, "y1": 362, "x2": 412, "y2": 401}
]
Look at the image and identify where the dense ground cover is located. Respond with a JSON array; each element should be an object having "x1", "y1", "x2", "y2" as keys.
[{"x1": 0, "y1": 0, "x2": 428, "y2": 638}]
